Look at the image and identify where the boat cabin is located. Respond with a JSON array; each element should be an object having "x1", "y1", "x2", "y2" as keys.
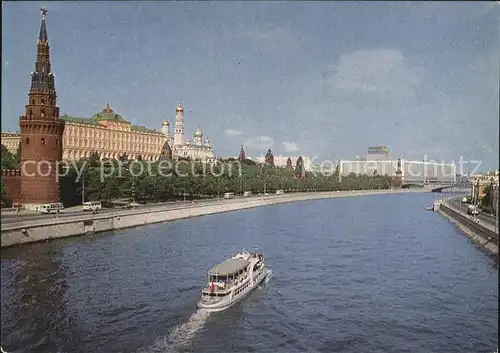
[{"x1": 202, "y1": 258, "x2": 250, "y2": 298}]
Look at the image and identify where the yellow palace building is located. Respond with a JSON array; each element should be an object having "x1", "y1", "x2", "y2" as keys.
[{"x1": 1, "y1": 103, "x2": 215, "y2": 162}]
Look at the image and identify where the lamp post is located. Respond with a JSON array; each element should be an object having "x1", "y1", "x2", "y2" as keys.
[
  {"x1": 476, "y1": 180, "x2": 480, "y2": 207},
  {"x1": 81, "y1": 174, "x2": 85, "y2": 205},
  {"x1": 217, "y1": 178, "x2": 220, "y2": 202},
  {"x1": 239, "y1": 173, "x2": 242, "y2": 196},
  {"x1": 154, "y1": 176, "x2": 158, "y2": 203},
  {"x1": 131, "y1": 179, "x2": 136, "y2": 209},
  {"x1": 495, "y1": 185, "x2": 498, "y2": 234}
]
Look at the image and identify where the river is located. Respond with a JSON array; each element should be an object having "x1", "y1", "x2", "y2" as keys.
[{"x1": 1, "y1": 192, "x2": 498, "y2": 353}]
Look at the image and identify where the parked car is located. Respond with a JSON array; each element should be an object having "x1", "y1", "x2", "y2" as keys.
[
  {"x1": 467, "y1": 205, "x2": 480, "y2": 215},
  {"x1": 124, "y1": 202, "x2": 140, "y2": 209}
]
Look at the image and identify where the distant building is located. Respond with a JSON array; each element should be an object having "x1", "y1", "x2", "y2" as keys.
[
  {"x1": 167, "y1": 104, "x2": 215, "y2": 162},
  {"x1": 295, "y1": 156, "x2": 306, "y2": 178},
  {"x1": 2, "y1": 103, "x2": 215, "y2": 163},
  {"x1": 0, "y1": 132, "x2": 21, "y2": 154},
  {"x1": 264, "y1": 149, "x2": 274, "y2": 166},
  {"x1": 338, "y1": 159, "x2": 456, "y2": 184},
  {"x1": 254, "y1": 154, "x2": 315, "y2": 171},
  {"x1": 367, "y1": 145, "x2": 389, "y2": 161},
  {"x1": 238, "y1": 145, "x2": 246, "y2": 162}
]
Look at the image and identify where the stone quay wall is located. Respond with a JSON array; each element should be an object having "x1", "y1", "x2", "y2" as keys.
[
  {"x1": 437, "y1": 199, "x2": 498, "y2": 256},
  {"x1": 1, "y1": 189, "x2": 422, "y2": 248}
]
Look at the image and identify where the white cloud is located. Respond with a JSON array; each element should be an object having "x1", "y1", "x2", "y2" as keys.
[
  {"x1": 224, "y1": 128, "x2": 242, "y2": 136},
  {"x1": 480, "y1": 144, "x2": 494, "y2": 155},
  {"x1": 244, "y1": 136, "x2": 274, "y2": 151},
  {"x1": 332, "y1": 49, "x2": 420, "y2": 95},
  {"x1": 282, "y1": 141, "x2": 299, "y2": 152}
]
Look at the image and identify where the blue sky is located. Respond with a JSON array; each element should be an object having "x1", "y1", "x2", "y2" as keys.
[{"x1": 2, "y1": 1, "x2": 498, "y2": 170}]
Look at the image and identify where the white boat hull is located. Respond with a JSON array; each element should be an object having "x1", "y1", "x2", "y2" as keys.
[{"x1": 197, "y1": 268, "x2": 269, "y2": 312}]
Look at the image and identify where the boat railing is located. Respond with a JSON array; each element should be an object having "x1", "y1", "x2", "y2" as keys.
[{"x1": 206, "y1": 273, "x2": 251, "y2": 292}]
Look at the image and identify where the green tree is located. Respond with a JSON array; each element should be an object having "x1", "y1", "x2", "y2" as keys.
[{"x1": 1, "y1": 145, "x2": 19, "y2": 170}]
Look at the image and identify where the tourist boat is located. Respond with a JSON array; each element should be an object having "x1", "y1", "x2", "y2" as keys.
[{"x1": 197, "y1": 250, "x2": 268, "y2": 311}]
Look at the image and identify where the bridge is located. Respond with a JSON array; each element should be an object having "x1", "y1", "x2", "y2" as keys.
[
  {"x1": 400, "y1": 182, "x2": 472, "y2": 193},
  {"x1": 430, "y1": 183, "x2": 472, "y2": 193}
]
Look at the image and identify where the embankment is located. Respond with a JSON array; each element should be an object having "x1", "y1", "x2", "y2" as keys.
[
  {"x1": 1, "y1": 189, "x2": 422, "y2": 248},
  {"x1": 437, "y1": 200, "x2": 498, "y2": 256}
]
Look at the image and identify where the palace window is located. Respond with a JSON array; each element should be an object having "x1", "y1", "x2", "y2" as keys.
[
  {"x1": 41, "y1": 138, "x2": 45, "y2": 145},
  {"x1": 56, "y1": 138, "x2": 58, "y2": 146},
  {"x1": 41, "y1": 99, "x2": 45, "y2": 105},
  {"x1": 26, "y1": 137, "x2": 30, "y2": 145}
]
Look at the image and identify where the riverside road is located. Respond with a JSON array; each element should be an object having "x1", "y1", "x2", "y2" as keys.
[
  {"x1": 446, "y1": 198, "x2": 498, "y2": 231},
  {"x1": 0, "y1": 195, "x2": 265, "y2": 227},
  {"x1": 0, "y1": 192, "x2": 497, "y2": 353},
  {"x1": 0, "y1": 190, "x2": 419, "y2": 229}
]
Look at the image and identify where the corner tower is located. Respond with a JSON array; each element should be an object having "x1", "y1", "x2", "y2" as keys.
[{"x1": 18, "y1": 7, "x2": 65, "y2": 208}]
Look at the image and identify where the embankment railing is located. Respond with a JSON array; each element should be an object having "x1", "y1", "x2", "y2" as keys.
[{"x1": 439, "y1": 202, "x2": 498, "y2": 246}]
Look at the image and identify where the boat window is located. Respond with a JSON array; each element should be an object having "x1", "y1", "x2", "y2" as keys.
[{"x1": 210, "y1": 275, "x2": 235, "y2": 283}]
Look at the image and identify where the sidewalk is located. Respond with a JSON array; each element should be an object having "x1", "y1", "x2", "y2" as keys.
[{"x1": 447, "y1": 203, "x2": 497, "y2": 233}]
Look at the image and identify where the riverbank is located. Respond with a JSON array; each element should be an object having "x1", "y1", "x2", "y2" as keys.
[
  {"x1": 436, "y1": 199, "x2": 498, "y2": 257},
  {"x1": 1, "y1": 189, "x2": 424, "y2": 248}
]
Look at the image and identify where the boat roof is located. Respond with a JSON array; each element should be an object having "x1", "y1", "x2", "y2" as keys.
[{"x1": 208, "y1": 258, "x2": 250, "y2": 275}]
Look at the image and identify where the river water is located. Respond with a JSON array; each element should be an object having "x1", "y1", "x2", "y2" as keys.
[{"x1": 1, "y1": 192, "x2": 498, "y2": 353}]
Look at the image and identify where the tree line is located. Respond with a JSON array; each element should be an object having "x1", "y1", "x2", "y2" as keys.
[
  {"x1": 1, "y1": 146, "x2": 403, "y2": 207},
  {"x1": 60, "y1": 156, "x2": 401, "y2": 207}
]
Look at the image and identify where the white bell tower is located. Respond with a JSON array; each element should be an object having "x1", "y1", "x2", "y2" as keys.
[{"x1": 173, "y1": 103, "x2": 185, "y2": 147}]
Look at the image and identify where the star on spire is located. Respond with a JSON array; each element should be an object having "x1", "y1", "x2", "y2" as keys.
[{"x1": 39, "y1": 6, "x2": 48, "y2": 42}]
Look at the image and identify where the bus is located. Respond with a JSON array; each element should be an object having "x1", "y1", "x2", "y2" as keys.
[
  {"x1": 82, "y1": 201, "x2": 102, "y2": 212},
  {"x1": 224, "y1": 192, "x2": 235, "y2": 199},
  {"x1": 37, "y1": 203, "x2": 64, "y2": 214}
]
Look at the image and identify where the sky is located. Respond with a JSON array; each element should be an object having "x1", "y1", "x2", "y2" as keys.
[{"x1": 2, "y1": 1, "x2": 499, "y2": 171}]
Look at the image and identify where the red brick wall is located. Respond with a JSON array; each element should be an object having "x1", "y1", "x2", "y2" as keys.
[{"x1": 2, "y1": 169, "x2": 21, "y2": 205}]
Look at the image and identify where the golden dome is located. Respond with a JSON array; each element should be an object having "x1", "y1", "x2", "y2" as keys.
[
  {"x1": 176, "y1": 103, "x2": 184, "y2": 112},
  {"x1": 162, "y1": 120, "x2": 170, "y2": 126},
  {"x1": 194, "y1": 127, "x2": 203, "y2": 138}
]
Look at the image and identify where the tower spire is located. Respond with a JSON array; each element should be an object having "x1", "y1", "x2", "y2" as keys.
[
  {"x1": 39, "y1": 7, "x2": 48, "y2": 43},
  {"x1": 238, "y1": 145, "x2": 246, "y2": 161}
]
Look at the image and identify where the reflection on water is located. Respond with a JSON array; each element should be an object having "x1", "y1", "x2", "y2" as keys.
[{"x1": 1, "y1": 242, "x2": 76, "y2": 353}]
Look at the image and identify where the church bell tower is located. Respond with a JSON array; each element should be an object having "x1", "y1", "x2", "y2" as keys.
[
  {"x1": 173, "y1": 103, "x2": 185, "y2": 147},
  {"x1": 18, "y1": 7, "x2": 66, "y2": 208}
]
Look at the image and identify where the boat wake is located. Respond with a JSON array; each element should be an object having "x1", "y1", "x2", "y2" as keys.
[
  {"x1": 138, "y1": 267, "x2": 272, "y2": 353},
  {"x1": 139, "y1": 309, "x2": 211, "y2": 353},
  {"x1": 265, "y1": 269, "x2": 272, "y2": 284}
]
